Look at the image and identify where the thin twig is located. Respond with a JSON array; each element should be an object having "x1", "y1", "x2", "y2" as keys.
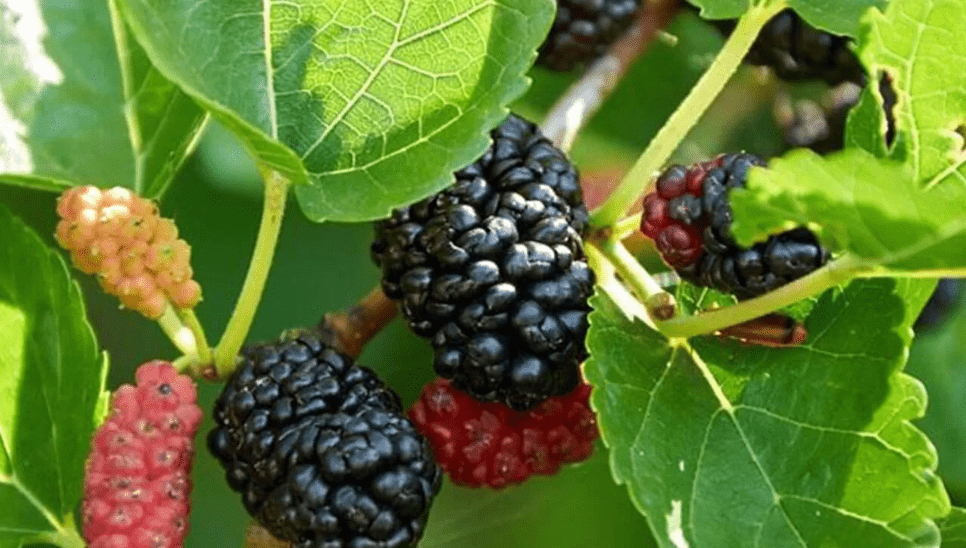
[
  {"x1": 541, "y1": 0, "x2": 681, "y2": 152},
  {"x1": 319, "y1": 285, "x2": 398, "y2": 358}
]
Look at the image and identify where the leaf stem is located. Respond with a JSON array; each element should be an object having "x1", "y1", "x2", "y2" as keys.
[
  {"x1": 178, "y1": 308, "x2": 212, "y2": 364},
  {"x1": 657, "y1": 254, "x2": 867, "y2": 338},
  {"x1": 541, "y1": 0, "x2": 679, "y2": 151},
  {"x1": 156, "y1": 304, "x2": 196, "y2": 356},
  {"x1": 592, "y1": 238, "x2": 677, "y2": 320},
  {"x1": 588, "y1": 1, "x2": 786, "y2": 228},
  {"x1": 213, "y1": 168, "x2": 290, "y2": 377}
]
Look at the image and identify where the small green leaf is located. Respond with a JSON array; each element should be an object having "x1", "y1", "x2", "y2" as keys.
[
  {"x1": 855, "y1": 0, "x2": 966, "y2": 184},
  {"x1": 116, "y1": 0, "x2": 554, "y2": 222},
  {"x1": 786, "y1": 0, "x2": 886, "y2": 36},
  {"x1": 907, "y1": 290, "x2": 966, "y2": 497},
  {"x1": 686, "y1": 0, "x2": 883, "y2": 34},
  {"x1": 731, "y1": 148, "x2": 966, "y2": 271},
  {"x1": 585, "y1": 278, "x2": 949, "y2": 547},
  {"x1": 0, "y1": 0, "x2": 204, "y2": 197},
  {"x1": 0, "y1": 205, "x2": 109, "y2": 548},
  {"x1": 939, "y1": 508, "x2": 966, "y2": 547}
]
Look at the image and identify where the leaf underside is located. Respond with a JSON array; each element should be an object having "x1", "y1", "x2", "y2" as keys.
[{"x1": 117, "y1": 0, "x2": 554, "y2": 222}]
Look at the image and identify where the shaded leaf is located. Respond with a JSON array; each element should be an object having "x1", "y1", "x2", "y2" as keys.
[
  {"x1": 907, "y1": 290, "x2": 966, "y2": 498},
  {"x1": 0, "y1": 204, "x2": 109, "y2": 548},
  {"x1": 117, "y1": 0, "x2": 554, "y2": 222},
  {"x1": 585, "y1": 278, "x2": 949, "y2": 547},
  {"x1": 0, "y1": 0, "x2": 204, "y2": 197},
  {"x1": 686, "y1": 0, "x2": 883, "y2": 34},
  {"x1": 940, "y1": 508, "x2": 966, "y2": 547}
]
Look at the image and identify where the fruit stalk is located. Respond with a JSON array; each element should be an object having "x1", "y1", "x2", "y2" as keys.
[
  {"x1": 589, "y1": 1, "x2": 787, "y2": 229},
  {"x1": 212, "y1": 167, "x2": 290, "y2": 377},
  {"x1": 657, "y1": 254, "x2": 867, "y2": 338}
]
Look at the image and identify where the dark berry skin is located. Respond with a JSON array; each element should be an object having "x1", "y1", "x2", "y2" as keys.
[
  {"x1": 914, "y1": 279, "x2": 965, "y2": 332},
  {"x1": 372, "y1": 114, "x2": 594, "y2": 411},
  {"x1": 642, "y1": 153, "x2": 829, "y2": 299},
  {"x1": 693, "y1": 6, "x2": 864, "y2": 85},
  {"x1": 208, "y1": 331, "x2": 442, "y2": 548},
  {"x1": 538, "y1": 0, "x2": 642, "y2": 71}
]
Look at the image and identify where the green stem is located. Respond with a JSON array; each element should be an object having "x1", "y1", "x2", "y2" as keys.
[
  {"x1": 593, "y1": 238, "x2": 678, "y2": 320},
  {"x1": 213, "y1": 168, "x2": 290, "y2": 377},
  {"x1": 612, "y1": 214, "x2": 642, "y2": 241},
  {"x1": 657, "y1": 254, "x2": 867, "y2": 338},
  {"x1": 178, "y1": 309, "x2": 211, "y2": 364},
  {"x1": 586, "y1": 244, "x2": 654, "y2": 325},
  {"x1": 156, "y1": 304, "x2": 196, "y2": 356},
  {"x1": 588, "y1": 1, "x2": 787, "y2": 228}
]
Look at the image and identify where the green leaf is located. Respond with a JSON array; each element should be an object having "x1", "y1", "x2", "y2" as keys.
[
  {"x1": 907, "y1": 291, "x2": 966, "y2": 497},
  {"x1": 0, "y1": 204, "x2": 109, "y2": 548},
  {"x1": 585, "y1": 278, "x2": 949, "y2": 548},
  {"x1": 116, "y1": 0, "x2": 554, "y2": 222},
  {"x1": 686, "y1": 0, "x2": 883, "y2": 34},
  {"x1": 0, "y1": 0, "x2": 205, "y2": 197},
  {"x1": 731, "y1": 148, "x2": 966, "y2": 271},
  {"x1": 939, "y1": 508, "x2": 966, "y2": 547},
  {"x1": 855, "y1": 0, "x2": 966, "y2": 184}
]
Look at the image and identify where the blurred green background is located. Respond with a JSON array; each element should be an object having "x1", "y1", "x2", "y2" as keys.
[{"x1": 3, "y1": 10, "x2": 964, "y2": 548}]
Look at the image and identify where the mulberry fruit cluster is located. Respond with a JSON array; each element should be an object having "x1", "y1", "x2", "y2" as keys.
[
  {"x1": 207, "y1": 331, "x2": 442, "y2": 548},
  {"x1": 537, "y1": 0, "x2": 642, "y2": 71},
  {"x1": 55, "y1": 186, "x2": 201, "y2": 319},
  {"x1": 82, "y1": 361, "x2": 202, "y2": 548},
  {"x1": 372, "y1": 114, "x2": 594, "y2": 411},
  {"x1": 408, "y1": 378, "x2": 597, "y2": 489},
  {"x1": 641, "y1": 153, "x2": 828, "y2": 299},
  {"x1": 695, "y1": 7, "x2": 864, "y2": 86}
]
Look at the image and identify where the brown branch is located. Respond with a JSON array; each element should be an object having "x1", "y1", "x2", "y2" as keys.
[
  {"x1": 541, "y1": 0, "x2": 681, "y2": 152},
  {"x1": 319, "y1": 285, "x2": 398, "y2": 358}
]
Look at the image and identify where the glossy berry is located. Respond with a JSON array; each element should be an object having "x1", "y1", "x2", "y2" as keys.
[
  {"x1": 372, "y1": 114, "x2": 594, "y2": 411},
  {"x1": 537, "y1": 0, "x2": 642, "y2": 71},
  {"x1": 82, "y1": 361, "x2": 202, "y2": 548},
  {"x1": 208, "y1": 330, "x2": 442, "y2": 548},
  {"x1": 408, "y1": 378, "x2": 597, "y2": 489},
  {"x1": 55, "y1": 186, "x2": 201, "y2": 318},
  {"x1": 641, "y1": 153, "x2": 829, "y2": 299}
]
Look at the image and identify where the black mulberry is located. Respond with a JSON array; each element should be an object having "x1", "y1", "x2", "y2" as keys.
[
  {"x1": 641, "y1": 153, "x2": 829, "y2": 299},
  {"x1": 537, "y1": 0, "x2": 642, "y2": 71},
  {"x1": 693, "y1": 6, "x2": 864, "y2": 85},
  {"x1": 208, "y1": 330, "x2": 442, "y2": 548},
  {"x1": 372, "y1": 114, "x2": 594, "y2": 411}
]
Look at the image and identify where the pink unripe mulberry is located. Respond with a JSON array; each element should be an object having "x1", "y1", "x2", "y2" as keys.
[
  {"x1": 83, "y1": 361, "x2": 201, "y2": 548},
  {"x1": 55, "y1": 186, "x2": 202, "y2": 318}
]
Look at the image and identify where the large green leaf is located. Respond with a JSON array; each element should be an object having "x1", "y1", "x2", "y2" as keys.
[
  {"x1": 117, "y1": 0, "x2": 554, "y2": 222},
  {"x1": 907, "y1": 291, "x2": 966, "y2": 497},
  {"x1": 854, "y1": 0, "x2": 966, "y2": 183},
  {"x1": 730, "y1": 148, "x2": 966, "y2": 271},
  {"x1": 0, "y1": 204, "x2": 109, "y2": 548},
  {"x1": 585, "y1": 278, "x2": 949, "y2": 548},
  {"x1": 0, "y1": 0, "x2": 205, "y2": 198}
]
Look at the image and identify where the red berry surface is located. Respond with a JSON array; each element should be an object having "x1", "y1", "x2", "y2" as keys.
[
  {"x1": 83, "y1": 361, "x2": 202, "y2": 548},
  {"x1": 408, "y1": 378, "x2": 598, "y2": 489}
]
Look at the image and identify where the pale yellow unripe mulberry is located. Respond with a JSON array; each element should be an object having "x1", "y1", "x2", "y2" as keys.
[{"x1": 55, "y1": 186, "x2": 203, "y2": 319}]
